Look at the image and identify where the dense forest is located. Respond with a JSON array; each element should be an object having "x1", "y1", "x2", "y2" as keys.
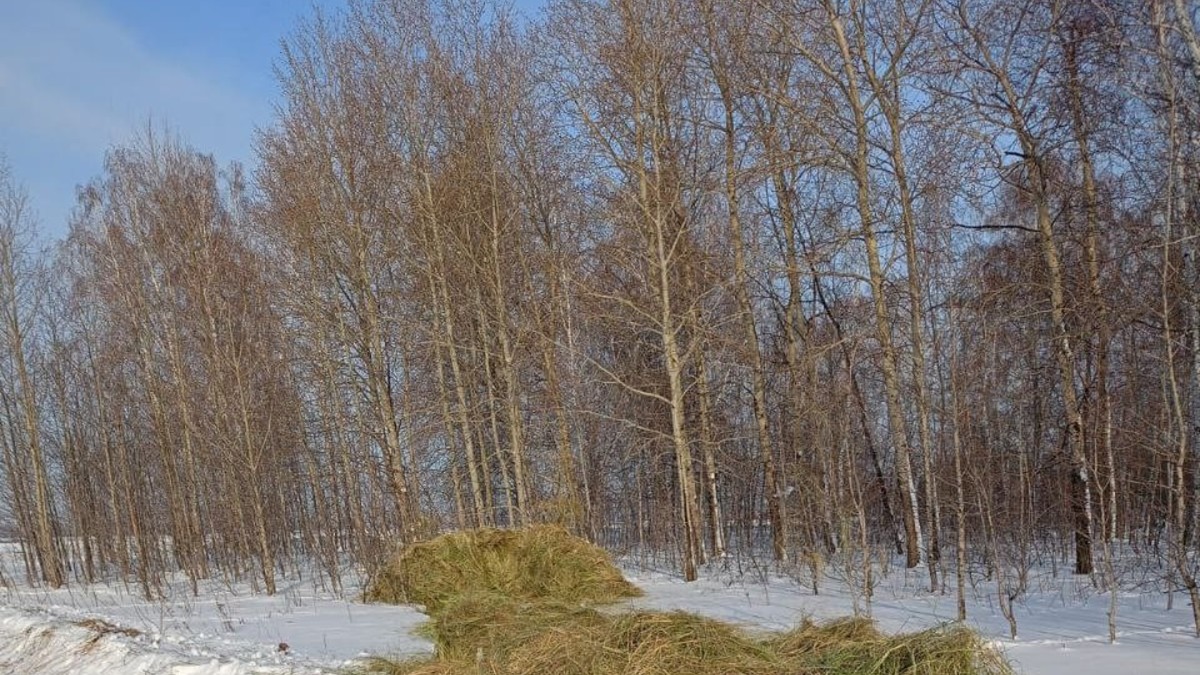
[{"x1": 1, "y1": 0, "x2": 1199, "y2": 633}]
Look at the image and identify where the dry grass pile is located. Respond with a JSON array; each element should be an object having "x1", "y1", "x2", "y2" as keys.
[
  {"x1": 505, "y1": 609, "x2": 787, "y2": 675},
  {"x1": 429, "y1": 591, "x2": 608, "y2": 663},
  {"x1": 358, "y1": 527, "x2": 1011, "y2": 675},
  {"x1": 361, "y1": 609, "x2": 1008, "y2": 675},
  {"x1": 364, "y1": 525, "x2": 641, "y2": 611},
  {"x1": 771, "y1": 617, "x2": 1011, "y2": 675}
]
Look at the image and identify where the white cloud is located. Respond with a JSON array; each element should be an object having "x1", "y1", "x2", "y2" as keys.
[
  {"x1": 0, "y1": 0, "x2": 270, "y2": 233},
  {"x1": 1, "y1": 0, "x2": 264, "y2": 151}
]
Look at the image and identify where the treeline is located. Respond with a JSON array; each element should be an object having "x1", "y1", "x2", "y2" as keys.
[{"x1": 1, "y1": 0, "x2": 1198, "y2": 621}]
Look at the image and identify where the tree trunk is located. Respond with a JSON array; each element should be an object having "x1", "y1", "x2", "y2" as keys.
[
  {"x1": 710, "y1": 41, "x2": 787, "y2": 563},
  {"x1": 830, "y1": 13, "x2": 924, "y2": 568}
]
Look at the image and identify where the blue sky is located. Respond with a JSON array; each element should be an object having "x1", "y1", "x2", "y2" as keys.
[{"x1": 0, "y1": 0, "x2": 543, "y2": 239}]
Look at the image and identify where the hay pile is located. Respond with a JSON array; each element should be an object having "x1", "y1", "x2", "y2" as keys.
[
  {"x1": 360, "y1": 527, "x2": 1011, "y2": 675},
  {"x1": 504, "y1": 609, "x2": 788, "y2": 675},
  {"x1": 428, "y1": 591, "x2": 608, "y2": 663},
  {"x1": 769, "y1": 617, "x2": 1011, "y2": 675},
  {"x1": 365, "y1": 525, "x2": 641, "y2": 611}
]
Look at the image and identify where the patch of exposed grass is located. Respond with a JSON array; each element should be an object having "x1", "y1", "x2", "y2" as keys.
[
  {"x1": 75, "y1": 618, "x2": 145, "y2": 656},
  {"x1": 75, "y1": 618, "x2": 143, "y2": 639},
  {"x1": 364, "y1": 525, "x2": 641, "y2": 612},
  {"x1": 773, "y1": 618, "x2": 1011, "y2": 675}
]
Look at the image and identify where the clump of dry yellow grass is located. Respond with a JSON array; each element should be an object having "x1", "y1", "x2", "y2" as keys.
[
  {"x1": 771, "y1": 617, "x2": 1011, "y2": 675},
  {"x1": 429, "y1": 591, "x2": 608, "y2": 663},
  {"x1": 504, "y1": 609, "x2": 788, "y2": 675},
  {"x1": 364, "y1": 525, "x2": 641, "y2": 612}
]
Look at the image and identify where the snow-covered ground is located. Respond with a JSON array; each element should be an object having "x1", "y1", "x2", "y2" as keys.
[
  {"x1": 0, "y1": 566, "x2": 433, "y2": 674},
  {"x1": 1, "y1": 545, "x2": 1198, "y2": 674}
]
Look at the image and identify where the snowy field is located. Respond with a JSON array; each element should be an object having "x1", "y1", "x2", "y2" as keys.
[{"x1": 1, "y1": 546, "x2": 1198, "y2": 673}]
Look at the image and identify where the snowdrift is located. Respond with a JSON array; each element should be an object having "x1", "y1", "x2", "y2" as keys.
[{"x1": 0, "y1": 607, "x2": 261, "y2": 675}]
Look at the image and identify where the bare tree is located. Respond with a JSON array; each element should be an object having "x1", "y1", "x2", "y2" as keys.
[{"x1": 0, "y1": 160, "x2": 63, "y2": 588}]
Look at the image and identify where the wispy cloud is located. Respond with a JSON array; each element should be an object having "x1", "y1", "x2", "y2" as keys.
[{"x1": 0, "y1": 0, "x2": 269, "y2": 233}]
